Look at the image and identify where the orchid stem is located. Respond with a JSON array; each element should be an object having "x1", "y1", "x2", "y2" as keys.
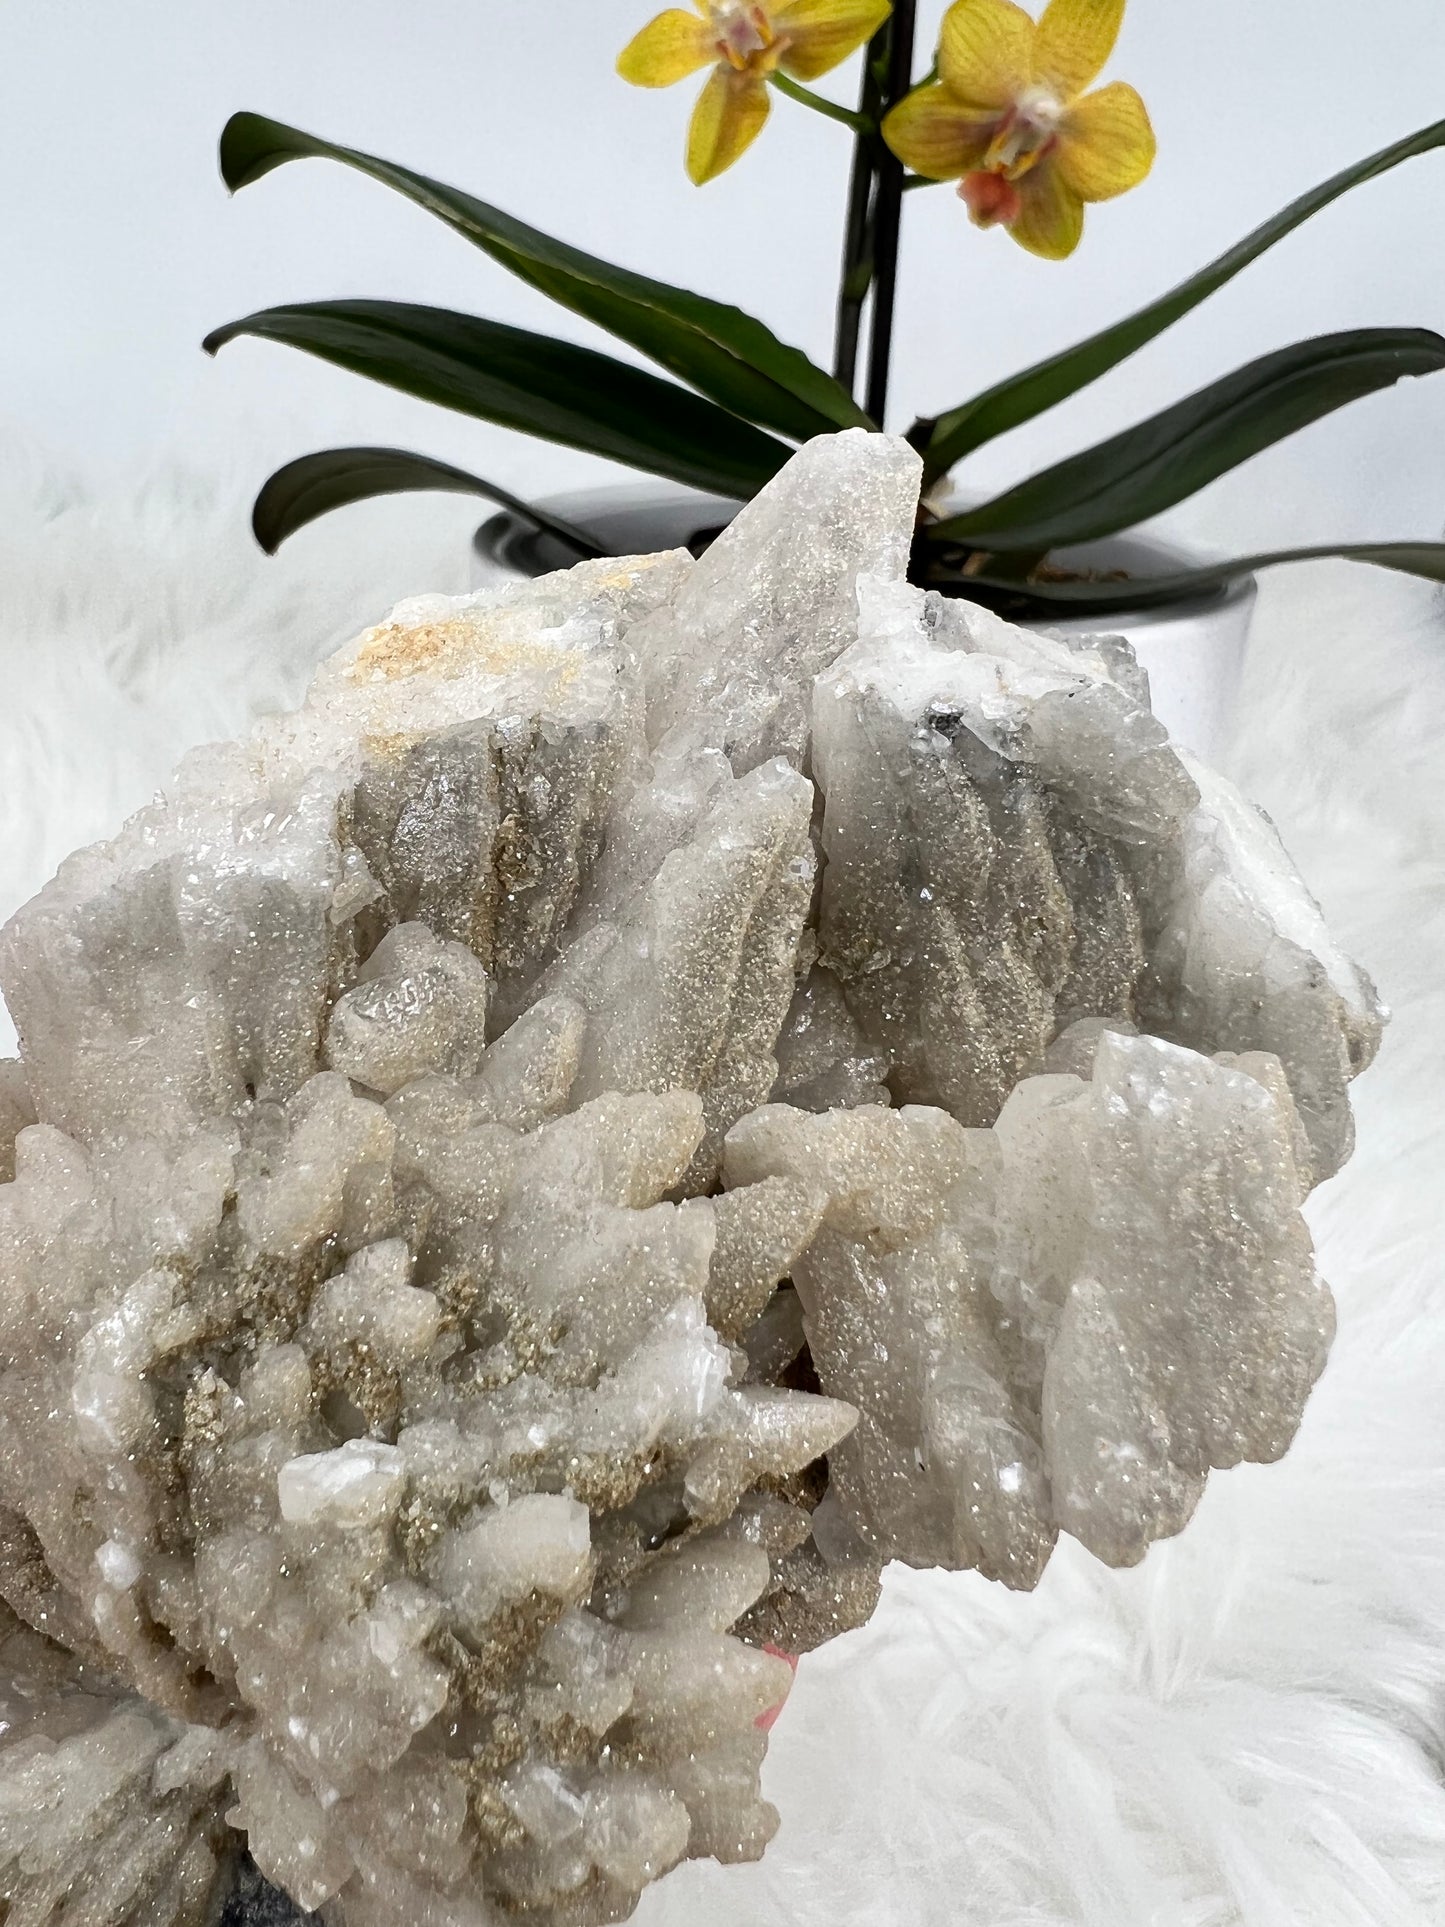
[
  {"x1": 770, "y1": 72, "x2": 872, "y2": 134},
  {"x1": 831, "y1": 31, "x2": 889, "y2": 396},
  {"x1": 863, "y1": 0, "x2": 917, "y2": 426}
]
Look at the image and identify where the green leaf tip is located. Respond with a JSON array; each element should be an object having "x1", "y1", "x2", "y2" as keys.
[
  {"x1": 918, "y1": 539, "x2": 1445, "y2": 616},
  {"x1": 249, "y1": 446, "x2": 605, "y2": 557},
  {"x1": 930, "y1": 329, "x2": 1445, "y2": 554}
]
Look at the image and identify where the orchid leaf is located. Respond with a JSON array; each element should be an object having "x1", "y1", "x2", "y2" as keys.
[
  {"x1": 219, "y1": 112, "x2": 870, "y2": 441},
  {"x1": 928, "y1": 330, "x2": 1445, "y2": 552},
  {"x1": 248, "y1": 447, "x2": 605, "y2": 556},
  {"x1": 920, "y1": 114, "x2": 1445, "y2": 485},
  {"x1": 203, "y1": 300, "x2": 793, "y2": 499},
  {"x1": 925, "y1": 541, "x2": 1445, "y2": 615}
]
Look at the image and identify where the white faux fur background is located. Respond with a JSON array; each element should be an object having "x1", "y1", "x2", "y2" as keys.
[{"x1": 1, "y1": 445, "x2": 1442, "y2": 1926}]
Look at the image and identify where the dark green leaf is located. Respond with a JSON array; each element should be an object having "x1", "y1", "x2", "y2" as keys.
[
  {"x1": 219, "y1": 112, "x2": 870, "y2": 440},
  {"x1": 928, "y1": 329, "x2": 1445, "y2": 552},
  {"x1": 203, "y1": 300, "x2": 793, "y2": 500},
  {"x1": 248, "y1": 447, "x2": 606, "y2": 556},
  {"x1": 921, "y1": 114, "x2": 1445, "y2": 483},
  {"x1": 918, "y1": 540, "x2": 1445, "y2": 615}
]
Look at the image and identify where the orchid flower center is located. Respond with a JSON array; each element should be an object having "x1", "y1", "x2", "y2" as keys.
[
  {"x1": 985, "y1": 86, "x2": 1065, "y2": 180},
  {"x1": 708, "y1": 1, "x2": 783, "y2": 73}
]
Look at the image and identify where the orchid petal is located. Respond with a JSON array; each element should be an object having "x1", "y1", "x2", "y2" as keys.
[
  {"x1": 1008, "y1": 161, "x2": 1085, "y2": 257},
  {"x1": 883, "y1": 83, "x2": 996, "y2": 179},
  {"x1": 1032, "y1": 0, "x2": 1126, "y2": 102},
  {"x1": 619, "y1": 9, "x2": 716, "y2": 87},
  {"x1": 938, "y1": 0, "x2": 1036, "y2": 111},
  {"x1": 776, "y1": 0, "x2": 893, "y2": 81},
  {"x1": 1057, "y1": 82, "x2": 1155, "y2": 200},
  {"x1": 687, "y1": 66, "x2": 772, "y2": 182}
]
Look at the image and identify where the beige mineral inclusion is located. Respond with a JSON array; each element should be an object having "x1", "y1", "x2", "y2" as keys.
[{"x1": 0, "y1": 433, "x2": 1381, "y2": 1924}]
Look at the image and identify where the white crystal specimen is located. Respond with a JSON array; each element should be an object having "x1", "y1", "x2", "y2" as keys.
[
  {"x1": 637, "y1": 429, "x2": 920, "y2": 770},
  {"x1": 810, "y1": 575, "x2": 1380, "y2": 1174},
  {"x1": 725, "y1": 1026, "x2": 1325, "y2": 1583},
  {"x1": 0, "y1": 432, "x2": 1380, "y2": 1927},
  {"x1": 324, "y1": 921, "x2": 491, "y2": 1096},
  {"x1": 277, "y1": 1440, "x2": 408, "y2": 1529},
  {"x1": 435, "y1": 1493, "x2": 592, "y2": 1634}
]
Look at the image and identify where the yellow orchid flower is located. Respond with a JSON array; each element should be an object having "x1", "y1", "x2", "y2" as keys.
[
  {"x1": 883, "y1": 0, "x2": 1155, "y2": 259},
  {"x1": 620, "y1": 0, "x2": 892, "y2": 186}
]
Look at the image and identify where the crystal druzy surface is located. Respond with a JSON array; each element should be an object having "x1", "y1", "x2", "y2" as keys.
[{"x1": 0, "y1": 433, "x2": 1382, "y2": 1925}]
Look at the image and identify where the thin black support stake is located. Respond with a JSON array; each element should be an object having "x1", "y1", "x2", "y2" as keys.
[{"x1": 863, "y1": 0, "x2": 917, "y2": 428}]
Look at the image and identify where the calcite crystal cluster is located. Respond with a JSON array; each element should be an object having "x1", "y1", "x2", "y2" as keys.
[{"x1": 0, "y1": 433, "x2": 1381, "y2": 1927}]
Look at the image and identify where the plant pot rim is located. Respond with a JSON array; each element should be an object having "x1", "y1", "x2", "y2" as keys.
[{"x1": 473, "y1": 482, "x2": 1257, "y2": 629}]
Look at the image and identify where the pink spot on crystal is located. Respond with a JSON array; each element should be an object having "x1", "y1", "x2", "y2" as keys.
[{"x1": 755, "y1": 1645, "x2": 799, "y2": 1731}]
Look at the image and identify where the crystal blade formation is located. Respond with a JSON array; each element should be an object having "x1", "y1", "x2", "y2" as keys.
[{"x1": 0, "y1": 431, "x2": 1383, "y2": 1926}]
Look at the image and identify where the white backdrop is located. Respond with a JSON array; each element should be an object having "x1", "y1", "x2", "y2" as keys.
[{"x1": 3, "y1": 0, "x2": 1445, "y2": 553}]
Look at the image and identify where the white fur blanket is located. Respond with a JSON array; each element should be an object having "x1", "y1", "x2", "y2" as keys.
[{"x1": 2, "y1": 447, "x2": 1442, "y2": 1927}]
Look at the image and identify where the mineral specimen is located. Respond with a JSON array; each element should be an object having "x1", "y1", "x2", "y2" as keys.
[{"x1": 0, "y1": 432, "x2": 1382, "y2": 1926}]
